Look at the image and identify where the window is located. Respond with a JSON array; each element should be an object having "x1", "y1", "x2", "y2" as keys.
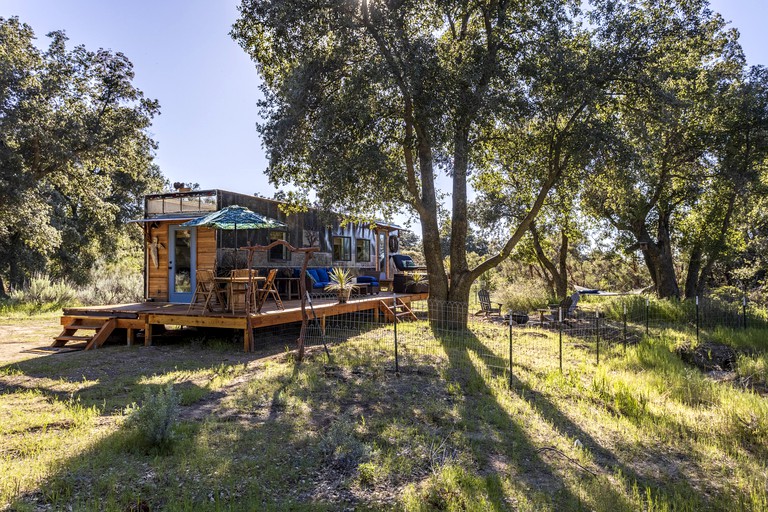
[
  {"x1": 333, "y1": 236, "x2": 352, "y2": 261},
  {"x1": 269, "y1": 231, "x2": 289, "y2": 260},
  {"x1": 356, "y1": 238, "x2": 371, "y2": 262},
  {"x1": 146, "y1": 192, "x2": 217, "y2": 216}
]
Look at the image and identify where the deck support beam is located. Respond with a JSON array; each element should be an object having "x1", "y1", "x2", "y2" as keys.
[{"x1": 144, "y1": 321, "x2": 153, "y2": 346}]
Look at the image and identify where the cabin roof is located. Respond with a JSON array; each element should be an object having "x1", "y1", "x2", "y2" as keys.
[{"x1": 142, "y1": 188, "x2": 402, "y2": 229}]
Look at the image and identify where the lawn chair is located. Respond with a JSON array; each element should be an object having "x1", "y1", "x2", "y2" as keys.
[
  {"x1": 538, "y1": 292, "x2": 580, "y2": 324},
  {"x1": 187, "y1": 269, "x2": 225, "y2": 314},
  {"x1": 475, "y1": 289, "x2": 503, "y2": 317},
  {"x1": 256, "y1": 269, "x2": 284, "y2": 312}
]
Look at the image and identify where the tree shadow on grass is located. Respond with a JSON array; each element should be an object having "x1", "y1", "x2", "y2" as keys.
[
  {"x1": 428, "y1": 325, "x2": 615, "y2": 511},
  {"x1": 433, "y1": 322, "x2": 714, "y2": 511},
  {"x1": 1, "y1": 345, "x2": 339, "y2": 510}
]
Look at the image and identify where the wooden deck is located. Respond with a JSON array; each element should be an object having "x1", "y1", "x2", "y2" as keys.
[{"x1": 58, "y1": 292, "x2": 429, "y2": 352}]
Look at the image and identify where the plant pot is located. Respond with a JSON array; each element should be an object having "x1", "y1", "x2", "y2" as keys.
[
  {"x1": 406, "y1": 282, "x2": 429, "y2": 294},
  {"x1": 338, "y1": 288, "x2": 351, "y2": 303}
]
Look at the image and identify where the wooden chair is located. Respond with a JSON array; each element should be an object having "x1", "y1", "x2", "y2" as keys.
[
  {"x1": 229, "y1": 268, "x2": 259, "y2": 313},
  {"x1": 187, "y1": 269, "x2": 225, "y2": 314},
  {"x1": 539, "y1": 292, "x2": 580, "y2": 324},
  {"x1": 475, "y1": 289, "x2": 503, "y2": 317},
  {"x1": 256, "y1": 269, "x2": 284, "y2": 312}
]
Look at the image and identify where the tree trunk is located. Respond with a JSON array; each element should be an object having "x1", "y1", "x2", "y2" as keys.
[
  {"x1": 0, "y1": 275, "x2": 7, "y2": 299},
  {"x1": 639, "y1": 213, "x2": 680, "y2": 299},
  {"x1": 530, "y1": 224, "x2": 569, "y2": 299},
  {"x1": 684, "y1": 244, "x2": 703, "y2": 300},
  {"x1": 557, "y1": 230, "x2": 569, "y2": 299}
]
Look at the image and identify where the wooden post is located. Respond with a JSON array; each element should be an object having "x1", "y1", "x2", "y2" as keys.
[
  {"x1": 239, "y1": 240, "x2": 318, "y2": 360},
  {"x1": 144, "y1": 321, "x2": 153, "y2": 346},
  {"x1": 127, "y1": 328, "x2": 135, "y2": 346},
  {"x1": 244, "y1": 327, "x2": 251, "y2": 353}
]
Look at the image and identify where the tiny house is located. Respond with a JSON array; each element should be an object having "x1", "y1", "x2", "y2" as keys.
[{"x1": 132, "y1": 188, "x2": 401, "y2": 303}]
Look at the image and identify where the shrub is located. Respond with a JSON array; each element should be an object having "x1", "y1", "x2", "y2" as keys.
[
  {"x1": 7, "y1": 274, "x2": 79, "y2": 311},
  {"x1": 123, "y1": 384, "x2": 180, "y2": 453},
  {"x1": 494, "y1": 279, "x2": 550, "y2": 313},
  {"x1": 77, "y1": 262, "x2": 143, "y2": 305}
]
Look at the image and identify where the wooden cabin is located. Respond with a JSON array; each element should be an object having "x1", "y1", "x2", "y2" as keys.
[{"x1": 132, "y1": 189, "x2": 401, "y2": 303}]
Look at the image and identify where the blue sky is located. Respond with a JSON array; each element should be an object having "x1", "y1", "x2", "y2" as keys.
[{"x1": 2, "y1": 0, "x2": 767, "y2": 201}]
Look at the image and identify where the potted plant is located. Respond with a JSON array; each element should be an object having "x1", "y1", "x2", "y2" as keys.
[
  {"x1": 406, "y1": 273, "x2": 429, "y2": 294},
  {"x1": 326, "y1": 267, "x2": 359, "y2": 303}
]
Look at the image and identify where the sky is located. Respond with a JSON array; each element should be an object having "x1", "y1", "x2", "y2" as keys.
[{"x1": 2, "y1": 0, "x2": 767, "y2": 202}]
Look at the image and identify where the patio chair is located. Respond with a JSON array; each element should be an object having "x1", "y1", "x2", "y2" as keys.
[
  {"x1": 187, "y1": 269, "x2": 225, "y2": 314},
  {"x1": 475, "y1": 289, "x2": 503, "y2": 317},
  {"x1": 538, "y1": 292, "x2": 580, "y2": 324},
  {"x1": 256, "y1": 269, "x2": 284, "y2": 312}
]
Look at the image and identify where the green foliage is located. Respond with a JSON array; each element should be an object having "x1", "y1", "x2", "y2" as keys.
[
  {"x1": 317, "y1": 416, "x2": 368, "y2": 472},
  {"x1": 591, "y1": 374, "x2": 648, "y2": 420},
  {"x1": 0, "y1": 17, "x2": 165, "y2": 289},
  {"x1": 123, "y1": 385, "x2": 180, "y2": 453},
  {"x1": 7, "y1": 274, "x2": 78, "y2": 310},
  {"x1": 401, "y1": 463, "x2": 503, "y2": 511},
  {"x1": 494, "y1": 279, "x2": 550, "y2": 313}
]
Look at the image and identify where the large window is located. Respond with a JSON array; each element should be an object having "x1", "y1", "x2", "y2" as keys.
[
  {"x1": 333, "y1": 236, "x2": 352, "y2": 261},
  {"x1": 269, "y1": 231, "x2": 289, "y2": 260},
  {"x1": 146, "y1": 192, "x2": 217, "y2": 216},
  {"x1": 356, "y1": 238, "x2": 371, "y2": 263}
]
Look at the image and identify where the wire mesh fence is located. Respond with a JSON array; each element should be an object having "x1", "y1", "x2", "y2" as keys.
[{"x1": 253, "y1": 291, "x2": 764, "y2": 386}]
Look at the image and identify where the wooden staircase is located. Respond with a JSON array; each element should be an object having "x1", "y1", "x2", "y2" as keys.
[
  {"x1": 379, "y1": 298, "x2": 418, "y2": 322},
  {"x1": 53, "y1": 317, "x2": 117, "y2": 350}
]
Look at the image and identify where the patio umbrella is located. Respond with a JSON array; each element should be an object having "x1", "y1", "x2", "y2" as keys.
[{"x1": 180, "y1": 205, "x2": 287, "y2": 264}]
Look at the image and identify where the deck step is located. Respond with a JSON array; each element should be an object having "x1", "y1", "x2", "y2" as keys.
[
  {"x1": 66, "y1": 323, "x2": 105, "y2": 330},
  {"x1": 378, "y1": 299, "x2": 418, "y2": 322},
  {"x1": 53, "y1": 316, "x2": 117, "y2": 350},
  {"x1": 54, "y1": 335, "x2": 93, "y2": 342}
]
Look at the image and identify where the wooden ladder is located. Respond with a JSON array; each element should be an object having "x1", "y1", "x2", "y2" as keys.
[
  {"x1": 53, "y1": 317, "x2": 117, "y2": 350},
  {"x1": 379, "y1": 298, "x2": 418, "y2": 322}
]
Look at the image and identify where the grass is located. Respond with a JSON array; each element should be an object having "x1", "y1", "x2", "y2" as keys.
[{"x1": 0, "y1": 311, "x2": 766, "y2": 510}]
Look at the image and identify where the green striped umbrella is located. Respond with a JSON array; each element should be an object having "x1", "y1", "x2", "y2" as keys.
[{"x1": 180, "y1": 205, "x2": 287, "y2": 252}]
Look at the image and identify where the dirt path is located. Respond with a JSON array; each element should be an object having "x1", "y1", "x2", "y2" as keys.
[{"x1": 0, "y1": 315, "x2": 65, "y2": 365}]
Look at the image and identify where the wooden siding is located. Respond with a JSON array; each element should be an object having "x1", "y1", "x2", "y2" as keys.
[
  {"x1": 147, "y1": 223, "x2": 169, "y2": 301},
  {"x1": 146, "y1": 222, "x2": 216, "y2": 301},
  {"x1": 197, "y1": 227, "x2": 216, "y2": 271}
]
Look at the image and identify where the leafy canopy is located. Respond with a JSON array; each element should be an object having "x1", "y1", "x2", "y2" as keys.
[{"x1": 0, "y1": 17, "x2": 164, "y2": 287}]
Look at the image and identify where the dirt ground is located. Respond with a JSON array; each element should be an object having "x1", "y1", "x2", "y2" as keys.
[{"x1": 0, "y1": 315, "x2": 65, "y2": 364}]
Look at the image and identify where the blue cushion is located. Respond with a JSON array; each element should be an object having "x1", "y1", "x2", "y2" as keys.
[
  {"x1": 307, "y1": 269, "x2": 320, "y2": 283},
  {"x1": 356, "y1": 276, "x2": 377, "y2": 285},
  {"x1": 313, "y1": 282, "x2": 326, "y2": 289},
  {"x1": 292, "y1": 268, "x2": 301, "y2": 278},
  {"x1": 316, "y1": 268, "x2": 330, "y2": 283}
]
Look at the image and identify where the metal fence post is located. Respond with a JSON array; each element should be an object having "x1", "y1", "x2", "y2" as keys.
[
  {"x1": 393, "y1": 294, "x2": 399, "y2": 375},
  {"x1": 559, "y1": 306, "x2": 563, "y2": 373},
  {"x1": 743, "y1": 295, "x2": 747, "y2": 330},
  {"x1": 645, "y1": 298, "x2": 650, "y2": 336},
  {"x1": 695, "y1": 295, "x2": 700, "y2": 342},
  {"x1": 596, "y1": 309, "x2": 600, "y2": 366},
  {"x1": 623, "y1": 302, "x2": 627, "y2": 352},
  {"x1": 508, "y1": 315, "x2": 513, "y2": 390}
]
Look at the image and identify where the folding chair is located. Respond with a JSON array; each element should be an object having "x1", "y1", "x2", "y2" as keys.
[
  {"x1": 187, "y1": 269, "x2": 225, "y2": 314},
  {"x1": 256, "y1": 269, "x2": 284, "y2": 312}
]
